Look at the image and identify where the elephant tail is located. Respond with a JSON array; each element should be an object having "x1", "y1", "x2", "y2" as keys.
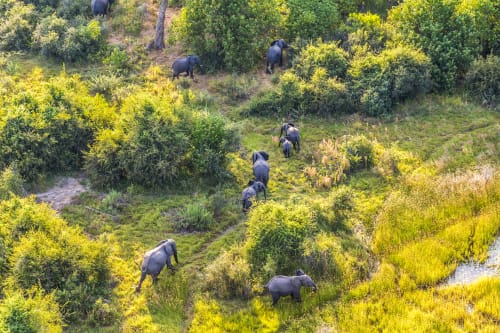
[{"x1": 172, "y1": 242, "x2": 179, "y2": 264}]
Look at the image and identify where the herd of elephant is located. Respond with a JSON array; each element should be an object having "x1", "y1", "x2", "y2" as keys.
[
  {"x1": 242, "y1": 122, "x2": 300, "y2": 211},
  {"x1": 136, "y1": 239, "x2": 317, "y2": 305},
  {"x1": 90, "y1": 3, "x2": 312, "y2": 305}
]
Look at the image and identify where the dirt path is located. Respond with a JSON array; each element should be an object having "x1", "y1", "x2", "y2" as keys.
[{"x1": 36, "y1": 177, "x2": 87, "y2": 212}]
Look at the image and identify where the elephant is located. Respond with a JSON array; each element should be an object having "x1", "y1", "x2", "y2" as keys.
[
  {"x1": 266, "y1": 39, "x2": 288, "y2": 74},
  {"x1": 241, "y1": 180, "x2": 267, "y2": 211},
  {"x1": 136, "y1": 239, "x2": 178, "y2": 292},
  {"x1": 252, "y1": 151, "x2": 270, "y2": 187},
  {"x1": 279, "y1": 137, "x2": 292, "y2": 158},
  {"x1": 172, "y1": 55, "x2": 202, "y2": 80},
  {"x1": 280, "y1": 123, "x2": 300, "y2": 152},
  {"x1": 91, "y1": 0, "x2": 114, "y2": 16},
  {"x1": 265, "y1": 272, "x2": 317, "y2": 305}
]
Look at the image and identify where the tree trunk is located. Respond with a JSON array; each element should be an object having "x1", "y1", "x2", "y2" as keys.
[{"x1": 153, "y1": 0, "x2": 168, "y2": 50}]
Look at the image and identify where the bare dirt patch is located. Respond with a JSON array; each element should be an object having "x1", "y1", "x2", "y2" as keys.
[{"x1": 36, "y1": 177, "x2": 87, "y2": 212}]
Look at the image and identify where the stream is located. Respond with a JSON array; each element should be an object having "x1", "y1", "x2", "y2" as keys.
[{"x1": 445, "y1": 236, "x2": 500, "y2": 285}]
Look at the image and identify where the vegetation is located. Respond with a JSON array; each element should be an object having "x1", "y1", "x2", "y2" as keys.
[{"x1": 0, "y1": 0, "x2": 498, "y2": 332}]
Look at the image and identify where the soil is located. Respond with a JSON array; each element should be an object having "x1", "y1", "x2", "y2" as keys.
[{"x1": 36, "y1": 177, "x2": 87, "y2": 212}]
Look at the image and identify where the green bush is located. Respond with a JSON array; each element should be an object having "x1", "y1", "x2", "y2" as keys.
[
  {"x1": 464, "y1": 55, "x2": 500, "y2": 109},
  {"x1": 345, "y1": 12, "x2": 388, "y2": 54},
  {"x1": 245, "y1": 202, "x2": 316, "y2": 274},
  {"x1": 204, "y1": 245, "x2": 251, "y2": 298},
  {"x1": 0, "y1": 289, "x2": 63, "y2": 333},
  {"x1": 103, "y1": 47, "x2": 132, "y2": 74},
  {"x1": 170, "y1": 0, "x2": 280, "y2": 71},
  {"x1": 388, "y1": 0, "x2": 481, "y2": 91},
  {"x1": 9, "y1": 229, "x2": 111, "y2": 322},
  {"x1": 0, "y1": 167, "x2": 25, "y2": 201},
  {"x1": 283, "y1": 0, "x2": 341, "y2": 41},
  {"x1": 293, "y1": 41, "x2": 349, "y2": 79},
  {"x1": 348, "y1": 47, "x2": 431, "y2": 116},
  {"x1": 57, "y1": 0, "x2": 92, "y2": 19},
  {"x1": 0, "y1": 3, "x2": 35, "y2": 51},
  {"x1": 303, "y1": 233, "x2": 341, "y2": 280},
  {"x1": 341, "y1": 135, "x2": 375, "y2": 171},
  {"x1": 176, "y1": 202, "x2": 215, "y2": 232}
]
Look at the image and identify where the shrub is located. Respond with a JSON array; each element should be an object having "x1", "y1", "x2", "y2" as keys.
[
  {"x1": 0, "y1": 167, "x2": 25, "y2": 201},
  {"x1": 0, "y1": 3, "x2": 35, "y2": 51},
  {"x1": 283, "y1": 0, "x2": 341, "y2": 41},
  {"x1": 388, "y1": 0, "x2": 480, "y2": 91},
  {"x1": 204, "y1": 245, "x2": 251, "y2": 298},
  {"x1": 345, "y1": 12, "x2": 388, "y2": 54},
  {"x1": 303, "y1": 233, "x2": 341, "y2": 279},
  {"x1": 176, "y1": 202, "x2": 215, "y2": 232},
  {"x1": 9, "y1": 229, "x2": 112, "y2": 322},
  {"x1": 464, "y1": 55, "x2": 500, "y2": 109},
  {"x1": 103, "y1": 47, "x2": 132, "y2": 74},
  {"x1": 101, "y1": 190, "x2": 126, "y2": 214},
  {"x1": 348, "y1": 47, "x2": 431, "y2": 116},
  {"x1": 304, "y1": 68, "x2": 352, "y2": 115},
  {"x1": 245, "y1": 202, "x2": 316, "y2": 274},
  {"x1": 341, "y1": 134, "x2": 375, "y2": 171},
  {"x1": 170, "y1": 0, "x2": 280, "y2": 71},
  {"x1": 293, "y1": 41, "x2": 349, "y2": 79},
  {"x1": 0, "y1": 289, "x2": 63, "y2": 333},
  {"x1": 57, "y1": 0, "x2": 92, "y2": 18},
  {"x1": 32, "y1": 14, "x2": 69, "y2": 58}
]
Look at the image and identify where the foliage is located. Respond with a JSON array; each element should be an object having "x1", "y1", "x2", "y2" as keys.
[
  {"x1": 245, "y1": 202, "x2": 316, "y2": 275},
  {"x1": 101, "y1": 190, "x2": 126, "y2": 215},
  {"x1": 304, "y1": 135, "x2": 374, "y2": 188},
  {"x1": 345, "y1": 12, "x2": 389, "y2": 54},
  {"x1": 0, "y1": 167, "x2": 25, "y2": 201},
  {"x1": 176, "y1": 202, "x2": 215, "y2": 232},
  {"x1": 204, "y1": 245, "x2": 251, "y2": 298},
  {"x1": 0, "y1": 289, "x2": 63, "y2": 333},
  {"x1": 282, "y1": 0, "x2": 341, "y2": 41},
  {"x1": 103, "y1": 47, "x2": 132, "y2": 74},
  {"x1": 293, "y1": 41, "x2": 349, "y2": 79},
  {"x1": 86, "y1": 88, "x2": 238, "y2": 189},
  {"x1": 388, "y1": 0, "x2": 482, "y2": 91},
  {"x1": 170, "y1": 0, "x2": 280, "y2": 71},
  {"x1": 348, "y1": 47, "x2": 431, "y2": 116},
  {"x1": 0, "y1": 3, "x2": 35, "y2": 51},
  {"x1": 0, "y1": 70, "x2": 113, "y2": 182},
  {"x1": 111, "y1": 0, "x2": 147, "y2": 35},
  {"x1": 302, "y1": 232, "x2": 341, "y2": 280},
  {"x1": 464, "y1": 55, "x2": 500, "y2": 109}
]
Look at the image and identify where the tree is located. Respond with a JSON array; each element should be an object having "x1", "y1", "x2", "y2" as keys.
[{"x1": 151, "y1": 0, "x2": 168, "y2": 49}]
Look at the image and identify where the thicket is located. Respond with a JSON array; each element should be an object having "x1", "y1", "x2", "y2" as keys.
[
  {"x1": 170, "y1": 0, "x2": 281, "y2": 71},
  {"x1": 0, "y1": 70, "x2": 113, "y2": 182},
  {"x1": 0, "y1": 0, "x2": 106, "y2": 61},
  {"x1": 0, "y1": 196, "x2": 114, "y2": 323},
  {"x1": 85, "y1": 87, "x2": 239, "y2": 189},
  {"x1": 465, "y1": 55, "x2": 500, "y2": 110}
]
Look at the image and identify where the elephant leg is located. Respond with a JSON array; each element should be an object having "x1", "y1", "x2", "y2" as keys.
[
  {"x1": 279, "y1": 55, "x2": 283, "y2": 67},
  {"x1": 293, "y1": 290, "x2": 301, "y2": 302},
  {"x1": 136, "y1": 271, "x2": 147, "y2": 292},
  {"x1": 266, "y1": 62, "x2": 271, "y2": 74},
  {"x1": 271, "y1": 293, "x2": 280, "y2": 306},
  {"x1": 152, "y1": 273, "x2": 159, "y2": 284},
  {"x1": 166, "y1": 257, "x2": 174, "y2": 270}
]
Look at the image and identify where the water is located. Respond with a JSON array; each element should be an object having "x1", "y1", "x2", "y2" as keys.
[{"x1": 445, "y1": 237, "x2": 500, "y2": 285}]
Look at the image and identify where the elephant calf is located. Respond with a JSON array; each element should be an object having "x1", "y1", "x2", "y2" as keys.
[
  {"x1": 265, "y1": 272, "x2": 317, "y2": 305},
  {"x1": 279, "y1": 137, "x2": 292, "y2": 158},
  {"x1": 172, "y1": 55, "x2": 201, "y2": 80},
  {"x1": 241, "y1": 180, "x2": 267, "y2": 211}
]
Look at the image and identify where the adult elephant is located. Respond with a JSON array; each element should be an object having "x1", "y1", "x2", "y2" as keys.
[
  {"x1": 136, "y1": 239, "x2": 178, "y2": 292},
  {"x1": 91, "y1": 0, "x2": 115, "y2": 16},
  {"x1": 280, "y1": 123, "x2": 300, "y2": 152},
  {"x1": 252, "y1": 151, "x2": 270, "y2": 187},
  {"x1": 241, "y1": 180, "x2": 267, "y2": 211},
  {"x1": 172, "y1": 55, "x2": 202, "y2": 80},
  {"x1": 265, "y1": 272, "x2": 317, "y2": 305},
  {"x1": 266, "y1": 39, "x2": 288, "y2": 74}
]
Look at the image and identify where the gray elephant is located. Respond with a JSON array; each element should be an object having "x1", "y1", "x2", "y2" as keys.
[
  {"x1": 91, "y1": 0, "x2": 114, "y2": 16},
  {"x1": 252, "y1": 151, "x2": 270, "y2": 187},
  {"x1": 265, "y1": 273, "x2": 317, "y2": 305},
  {"x1": 241, "y1": 180, "x2": 267, "y2": 211},
  {"x1": 172, "y1": 55, "x2": 202, "y2": 80},
  {"x1": 279, "y1": 137, "x2": 292, "y2": 158},
  {"x1": 266, "y1": 39, "x2": 288, "y2": 74},
  {"x1": 280, "y1": 123, "x2": 300, "y2": 152},
  {"x1": 136, "y1": 239, "x2": 178, "y2": 292}
]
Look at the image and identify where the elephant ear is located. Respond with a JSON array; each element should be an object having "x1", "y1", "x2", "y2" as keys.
[
  {"x1": 154, "y1": 239, "x2": 168, "y2": 248},
  {"x1": 257, "y1": 151, "x2": 269, "y2": 161},
  {"x1": 252, "y1": 152, "x2": 257, "y2": 164},
  {"x1": 248, "y1": 180, "x2": 255, "y2": 186},
  {"x1": 287, "y1": 122, "x2": 295, "y2": 128},
  {"x1": 270, "y1": 40, "x2": 279, "y2": 47}
]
